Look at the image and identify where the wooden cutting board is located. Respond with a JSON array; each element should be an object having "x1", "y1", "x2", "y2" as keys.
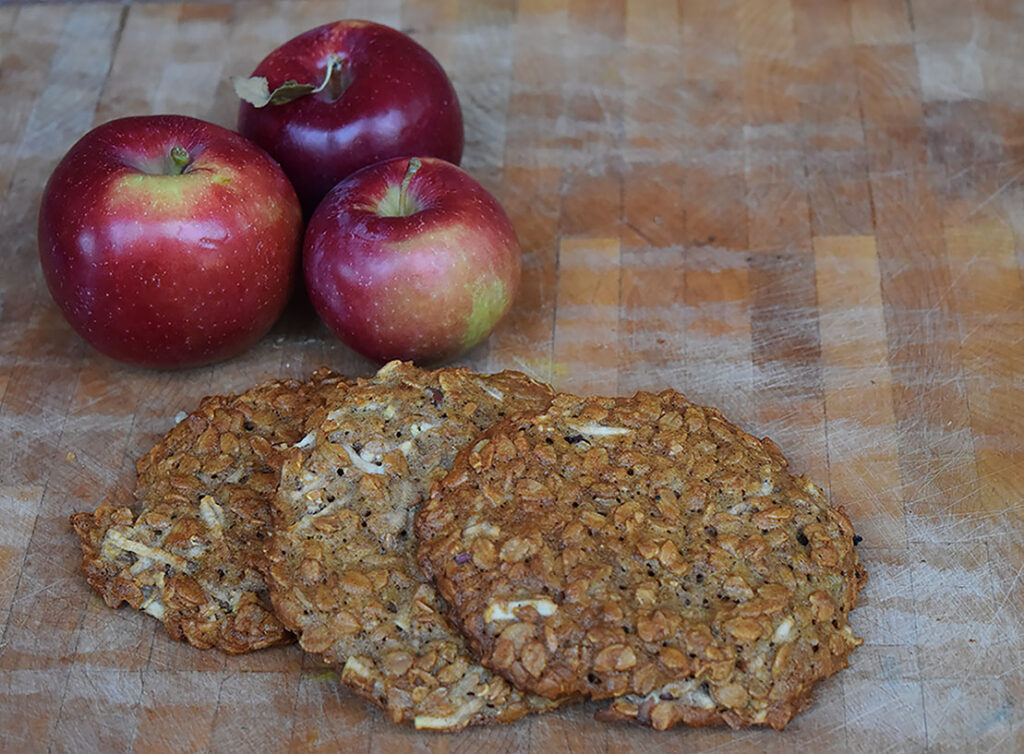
[{"x1": 1, "y1": 1, "x2": 1022, "y2": 751}]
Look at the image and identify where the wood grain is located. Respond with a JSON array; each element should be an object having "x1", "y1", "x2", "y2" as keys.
[{"x1": 1, "y1": 1, "x2": 1023, "y2": 751}]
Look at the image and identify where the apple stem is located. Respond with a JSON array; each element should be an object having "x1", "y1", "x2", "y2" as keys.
[
  {"x1": 374, "y1": 158, "x2": 425, "y2": 217},
  {"x1": 322, "y1": 54, "x2": 349, "y2": 101},
  {"x1": 169, "y1": 146, "x2": 191, "y2": 174},
  {"x1": 398, "y1": 158, "x2": 422, "y2": 216}
]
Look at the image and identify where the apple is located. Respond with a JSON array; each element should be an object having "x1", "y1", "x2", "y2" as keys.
[
  {"x1": 235, "y1": 20, "x2": 463, "y2": 215},
  {"x1": 38, "y1": 114, "x2": 303, "y2": 369},
  {"x1": 303, "y1": 156, "x2": 520, "y2": 364}
]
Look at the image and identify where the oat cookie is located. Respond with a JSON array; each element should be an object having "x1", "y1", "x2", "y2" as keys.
[
  {"x1": 416, "y1": 391, "x2": 866, "y2": 730},
  {"x1": 266, "y1": 361, "x2": 561, "y2": 730},
  {"x1": 70, "y1": 369, "x2": 349, "y2": 654}
]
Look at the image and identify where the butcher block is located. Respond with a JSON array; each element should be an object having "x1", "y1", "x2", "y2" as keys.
[{"x1": 1, "y1": 0, "x2": 1022, "y2": 752}]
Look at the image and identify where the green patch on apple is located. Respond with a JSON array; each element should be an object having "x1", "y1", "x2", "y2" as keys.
[
  {"x1": 111, "y1": 160, "x2": 239, "y2": 208},
  {"x1": 463, "y1": 277, "x2": 509, "y2": 351}
]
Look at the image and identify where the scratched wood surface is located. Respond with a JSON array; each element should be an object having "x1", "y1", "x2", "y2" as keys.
[{"x1": 0, "y1": 0, "x2": 1022, "y2": 751}]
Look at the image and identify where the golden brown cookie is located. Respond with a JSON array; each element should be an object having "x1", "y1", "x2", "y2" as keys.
[
  {"x1": 416, "y1": 391, "x2": 866, "y2": 730},
  {"x1": 266, "y1": 361, "x2": 564, "y2": 730},
  {"x1": 70, "y1": 368, "x2": 349, "y2": 654}
]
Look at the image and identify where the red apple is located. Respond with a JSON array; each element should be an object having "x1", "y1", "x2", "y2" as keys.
[
  {"x1": 304, "y1": 157, "x2": 520, "y2": 364},
  {"x1": 235, "y1": 20, "x2": 463, "y2": 215},
  {"x1": 38, "y1": 114, "x2": 303, "y2": 369}
]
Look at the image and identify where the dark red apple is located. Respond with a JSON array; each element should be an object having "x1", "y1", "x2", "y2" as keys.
[
  {"x1": 38, "y1": 114, "x2": 303, "y2": 369},
  {"x1": 304, "y1": 156, "x2": 520, "y2": 364},
  {"x1": 235, "y1": 20, "x2": 463, "y2": 215}
]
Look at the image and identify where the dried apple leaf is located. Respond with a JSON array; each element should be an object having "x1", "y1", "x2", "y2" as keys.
[{"x1": 232, "y1": 55, "x2": 344, "y2": 108}]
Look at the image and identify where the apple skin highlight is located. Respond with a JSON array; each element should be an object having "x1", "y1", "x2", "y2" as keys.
[
  {"x1": 38, "y1": 115, "x2": 303, "y2": 369},
  {"x1": 303, "y1": 157, "x2": 520, "y2": 365}
]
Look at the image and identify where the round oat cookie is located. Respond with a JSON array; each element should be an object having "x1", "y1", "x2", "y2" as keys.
[
  {"x1": 416, "y1": 391, "x2": 867, "y2": 730},
  {"x1": 265, "y1": 361, "x2": 562, "y2": 731},
  {"x1": 70, "y1": 368, "x2": 349, "y2": 654}
]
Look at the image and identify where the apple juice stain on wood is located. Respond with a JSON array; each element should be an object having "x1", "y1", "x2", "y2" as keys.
[{"x1": 2, "y1": 1, "x2": 1024, "y2": 752}]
